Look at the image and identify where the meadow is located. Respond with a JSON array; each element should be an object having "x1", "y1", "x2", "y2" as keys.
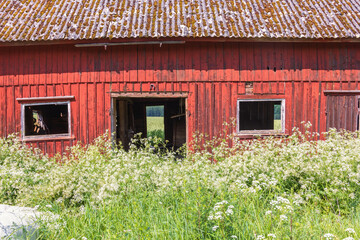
[
  {"x1": 0, "y1": 125, "x2": 360, "y2": 239},
  {"x1": 146, "y1": 116, "x2": 164, "y2": 139}
]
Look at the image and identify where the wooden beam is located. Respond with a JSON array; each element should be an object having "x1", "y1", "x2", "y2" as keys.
[
  {"x1": 16, "y1": 96, "x2": 75, "y2": 103},
  {"x1": 110, "y1": 92, "x2": 188, "y2": 98}
]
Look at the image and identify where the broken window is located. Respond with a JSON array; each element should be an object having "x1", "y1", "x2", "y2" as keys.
[
  {"x1": 237, "y1": 99, "x2": 285, "y2": 134},
  {"x1": 22, "y1": 102, "x2": 70, "y2": 138}
]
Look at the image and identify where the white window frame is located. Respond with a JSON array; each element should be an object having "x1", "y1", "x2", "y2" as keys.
[
  {"x1": 21, "y1": 101, "x2": 71, "y2": 140},
  {"x1": 237, "y1": 99, "x2": 285, "y2": 135}
]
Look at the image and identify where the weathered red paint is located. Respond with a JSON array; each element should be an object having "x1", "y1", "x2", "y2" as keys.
[{"x1": 0, "y1": 42, "x2": 360, "y2": 155}]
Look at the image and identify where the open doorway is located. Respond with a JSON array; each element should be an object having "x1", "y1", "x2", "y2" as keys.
[
  {"x1": 113, "y1": 96, "x2": 186, "y2": 150},
  {"x1": 146, "y1": 105, "x2": 165, "y2": 140}
]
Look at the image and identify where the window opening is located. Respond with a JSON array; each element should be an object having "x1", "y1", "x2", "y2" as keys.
[
  {"x1": 146, "y1": 105, "x2": 165, "y2": 140},
  {"x1": 115, "y1": 97, "x2": 186, "y2": 150},
  {"x1": 23, "y1": 102, "x2": 70, "y2": 137},
  {"x1": 238, "y1": 99, "x2": 284, "y2": 133}
]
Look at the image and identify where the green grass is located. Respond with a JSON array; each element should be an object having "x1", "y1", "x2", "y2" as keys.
[
  {"x1": 147, "y1": 116, "x2": 164, "y2": 139},
  {"x1": 1, "y1": 128, "x2": 360, "y2": 239},
  {"x1": 274, "y1": 119, "x2": 281, "y2": 130}
]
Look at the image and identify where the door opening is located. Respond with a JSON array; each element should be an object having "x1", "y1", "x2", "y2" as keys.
[
  {"x1": 146, "y1": 105, "x2": 165, "y2": 140},
  {"x1": 114, "y1": 97, "x2": 186, "y2": 150}
]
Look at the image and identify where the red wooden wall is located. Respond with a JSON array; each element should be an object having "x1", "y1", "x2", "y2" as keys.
[{"x1": 0, "y1": 42, "x2": 359, "y2": 155}]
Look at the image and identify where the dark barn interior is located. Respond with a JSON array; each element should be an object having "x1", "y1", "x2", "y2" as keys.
[{"x1": 114, "y1": 97, "x2": 186, "y2": 150}]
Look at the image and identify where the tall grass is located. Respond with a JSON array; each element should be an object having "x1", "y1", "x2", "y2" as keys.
[
  {"x1": 1, "y1": 126, "x2": 360, "y2": 239},
  {"x1": 147, "y1": 116, "x2": 164, "y2": 139}
]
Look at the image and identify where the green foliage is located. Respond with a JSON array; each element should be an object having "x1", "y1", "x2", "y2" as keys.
[
  {"x1": 146, "y1": 106, "x2": 164, "y2": 117},
  {"x1": 1, "y1": 126, "x2": 360, "y2": 239}
]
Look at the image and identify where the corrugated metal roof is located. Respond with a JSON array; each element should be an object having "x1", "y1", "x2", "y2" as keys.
[{"x1": 0, "y1": 0, "x2": 360, "y2": 42}]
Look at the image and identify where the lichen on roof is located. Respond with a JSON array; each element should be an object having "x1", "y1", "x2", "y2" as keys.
[{"x1": 0, "y1": 0, "x2": 360, "y2": 42}]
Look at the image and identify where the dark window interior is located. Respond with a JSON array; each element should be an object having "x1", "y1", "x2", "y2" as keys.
[
  {"x1": 239, "y1": 101, "x2": 282, "y2": 131},
  {"x1": 24, "y1": 103, "x2": 69, "y2": 136},
  {"x1": 115, "y1": 98, "x2": 186, "y2": 150}
]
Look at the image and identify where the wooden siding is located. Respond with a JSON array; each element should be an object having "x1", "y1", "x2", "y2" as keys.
[{"x1": 0, "y1": 42, "x2": 359, "y2": 155}]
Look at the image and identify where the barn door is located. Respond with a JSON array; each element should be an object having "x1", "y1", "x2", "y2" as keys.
[{"x1": 326, "y1": 95, "x2": 359, "y2": 131}]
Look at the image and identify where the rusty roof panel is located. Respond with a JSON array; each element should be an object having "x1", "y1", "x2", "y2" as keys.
[{"x1": 0, "y1": 0, "x2": 360, "y2": 42}]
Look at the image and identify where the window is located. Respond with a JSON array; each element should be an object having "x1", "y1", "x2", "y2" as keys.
[
  {"x1": 325, "y1": 92, "x2": 359, "y2": 131},
  {"x1": 21, "y1": 101, "x2": 71, "y2": 139},
  {"x1": 237, "y1": 99, "x2": 285, "y2": 134}
]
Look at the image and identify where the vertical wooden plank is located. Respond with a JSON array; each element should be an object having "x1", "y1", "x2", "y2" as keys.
[
  {"x1": 253, "y1": 43, "x2": 263, "y2": 82},
  {"x1": 202, "y1": 43, "x2": 211, "y2": 81},
  {"x1": 14, "y1": 86, "x2": 21, "y2": 133},
  {"x1": 231, "y1": 42, "x2": 240, "y2": 82},
  {"x1": 311, "y1": 82, "x2": 319, "y2": 133},
  {"x1": 66, "y1": 47, "x2": 74, "y2": 84},
  {"x1": 268, "y1": 43, "x2": 276, "y2": 82},
  {"x1": 275, "y1": 44, "x2": 285, "y2": 94},
  {"x1": 153, "y1": 44, "x2": 162, "y2": 82},
  {"x1": 184, "y1": 43, "x2": 193, "y2": 83},
  {"x1": 176, "y1": 45, "x2": 185, "y2": 83},
  {"x1": 104, "y1": 83, "x2": 111, "y2": 133},
  {"x1": 239, "y1": 44, "x2": 247, "y2": 82},
  {"x1": 17, "y1": 47, "x2": 25, "y2": 87},
  {"x1": 168, "y1": 45, "x2": 177, "y2": 83},
  {"x1": 0, "y1": 48, "x2": 6, "y2": 87},
  {"x1": 79, "y1": 83, "x2": 88, "y2": 143},
  {"x1": 160, "y1": 44, "x2": 169, "y2": 82},
  {"x1": 201, "y1": 82, "x2": 209, "y2": 137},
  {"x1": 301, "y1": 43, "x2": 312, "y2": 82},
  {"x1": 187, "y1": 83, "x2": 196, "y2": 144},
  {"x1": 96, "y1": 82, "x2": 105, "y2": 139},
  {"x1": 39, "y1": 85, "x2": 46, "y2": 97},
  {"x1": 7, "y1": 86, "x2": 15, "y2": 135},
  {"x1": 192, "y1": 43, "x2": 201, "y2": 83},
  {"x1": 88, "y1": 83, "x2": 96, "y2": 141},
  {"x1": 129, "y1": 46, "x2": 138, "y2": 82},
  {"x1": 216, "y1": 43, "x2": 224, "y2": 81},
  {"x1": 93, "y1": 48, "x2": 101, "y2": 84},
  {"x1": 215, "y1": 83, "x2": 222, "y2": 136},
  {"x1": 71, "y1": 83, "x2": 80, "y2": 141},
  {"x1": 137, "y1": 45, "x2": 146, "y2": 82},
  {"x1": 0, "y1": 87, "x2": 6, "y2": 135},
  {"x1": 246, "y1": 43, "x2": 255, "y2": 82},
  {"x1": 38, "y1": 46, "x2": 47, "y2": 86},
  {"x1": 110, "y1": 47, "x2": 121, "y2": 90},
  {"x1": 123, "y1": 46, "x2": 130, "y2": 83},
  {"x1": 145, "y1": 45, "x2": 154, "y2": 83}
]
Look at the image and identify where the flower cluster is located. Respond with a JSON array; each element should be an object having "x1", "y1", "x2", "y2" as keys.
[{"x1": 0, "y1": 127, "x2": 360, "y2": 238}]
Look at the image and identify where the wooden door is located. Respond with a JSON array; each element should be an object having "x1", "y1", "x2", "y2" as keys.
[{"x1": 326, "y1": 95, "x2": 359, "y2": 131}]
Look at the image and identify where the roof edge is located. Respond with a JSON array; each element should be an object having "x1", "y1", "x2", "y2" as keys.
[{"x1": 0, "y1": 37, "x2": 360, "y2": 47}]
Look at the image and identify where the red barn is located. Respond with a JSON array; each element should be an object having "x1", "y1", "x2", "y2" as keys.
[{"x1": 0, "y1": 0, "x2": 360, "y2": 155}]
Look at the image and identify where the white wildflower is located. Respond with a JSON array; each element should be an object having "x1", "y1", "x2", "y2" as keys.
[
  {"x1": 212, "y1": 225, "x2": 219, "y2": 231},
  {"x1": 256, "y1": 235, "x2": 265, "y2": 240},
  {"x1": 208, "y1": 215, "x2": 214, "y2": 220},
  {"x1": 267, "y1": 233, "x2": 276, "y2": 238},
  {"x1": 214, "y1": 211, "x2": 223, "y2": 220},
  {"x1": 345, "y1": 228, "x2": 355, "y2": 234},
  {"x1": 225, "y1": 208, "x2": 234, "y2": 216},
  {"x1": 342, "y1": 237, "x2": 354, "y2": 240},
  {"x1": 280, "y1": 215, "x2": 288, "y2": 221},
  {"x1": 81, "y1": 237, "x2": 87, "y2": 240},
  {"x1": 324, "y1": 233, "x2": 335, "y2": 239},
  {"x1": 231, "y1": 235, "x2": 238, "y2": 239},
  {"x1": 265, "y1": 210, "x2": 272, "y2": 215}
]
